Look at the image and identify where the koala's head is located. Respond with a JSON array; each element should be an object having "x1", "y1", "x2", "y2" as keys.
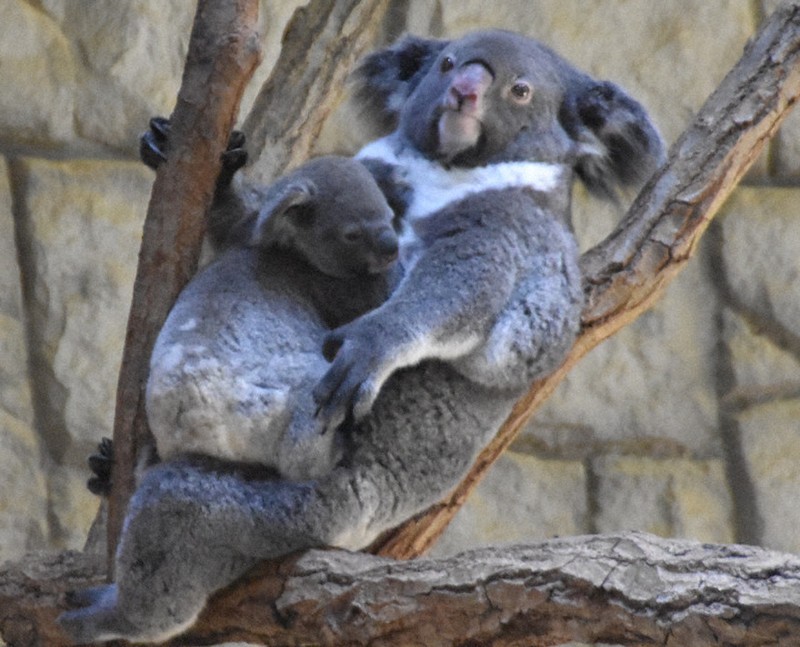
[
  {"x1": 250, "y1": 156, "x2": 399, "y2": 278},
  {"x1": 355, "y1": 29, "x2": 664, "y2": 198}
]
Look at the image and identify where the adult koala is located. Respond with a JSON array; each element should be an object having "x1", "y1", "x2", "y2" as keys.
[{"x1": 59, "y1": 30, "x2": 664, "y2": 644}]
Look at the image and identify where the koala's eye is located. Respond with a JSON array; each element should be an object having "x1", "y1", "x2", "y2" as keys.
[
  {"x1": 510, "y1": 81, "x2": 533, "y2": 104},
  {"x1": 440, "y1": 56, "x2": 455, "y2": 73},
  {"x1": 342, "y1": 227, "x2": 362, "y2": 243}
]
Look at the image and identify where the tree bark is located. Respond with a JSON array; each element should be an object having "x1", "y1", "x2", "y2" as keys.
[
  {"x1": 4, "y1": 532, "x2": 800, "y2": 646},
  {"x1": 107, "y1": 0, "x2": 261, "y2": 564},
  {"x1": 3, "y1": 3, "x2": 800, "y2": 647},
  {"x1": 181, "y1": 531, "x2": 800, "y2": 646}
]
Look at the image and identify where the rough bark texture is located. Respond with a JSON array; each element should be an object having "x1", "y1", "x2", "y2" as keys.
[
  {"x1": 3, "y1": 3, "x2": 800, "y2": 647},
  {"x1": 183, "y1": 532, "x2": 800, "y2": 646},
  {"x1": 369, "y1": 0, "x2": 800, "y2": 561},
  {"x1": 107, "y1": 0, "x2": 261, "y2": 564},
  {"x1": 4, "y1": 532, "x2": 800, "y2": 646}
]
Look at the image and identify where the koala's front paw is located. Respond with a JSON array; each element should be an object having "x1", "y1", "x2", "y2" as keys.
[
  {"x1": 139, "y1": 116, "x2": 171, "y2": 170},
  {"x1": 87, "y1": 437, "x2": 113, "y2": 497},
  {"x1": 139, "y1": 116, "x2": 248, "y2": 188},
  {"x1": 313, "y1": 325, "x2": 386, "y2": 435}
]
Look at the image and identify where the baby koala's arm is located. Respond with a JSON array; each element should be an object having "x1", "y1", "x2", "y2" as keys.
[{"x1": 314, "y1": 192, "x2": 522, "y2": 433}]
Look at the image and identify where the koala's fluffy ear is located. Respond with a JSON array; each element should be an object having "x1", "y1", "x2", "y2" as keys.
[
  {"x1": 250, "y1": 179, "x2": 317, "y2": 247},
  {"x1": 353, "y1": 35, "x2": 449, "y2": 134},
  {"x1": 560, "y1": 79, "x2": 666, "y2": 201}
]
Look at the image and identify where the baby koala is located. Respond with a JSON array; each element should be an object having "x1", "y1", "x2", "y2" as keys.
[{"x1": 146, "y1": 155, "x2": 401, "y2": 480}]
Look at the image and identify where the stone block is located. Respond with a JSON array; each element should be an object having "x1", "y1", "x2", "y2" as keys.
[
  {"x1": 720, "y1": 187, "x2": 800, "y2": 341},
  {"x1": 738, "y1": 398, "x2": 800, "y2": 554},
  {"x1": 722, "y1": 308, "x2": 800, "y2": 393},
  {"x1": 430, "y1": 452, "x2": 587, "y2": 557},
  {"x1": 527, "y1": 255, "x2": 720, "y2": 457},
  {"x1": 593, "y1": 456, "x2": 734, "y2": 543},
  {"x1": 0, "y1": 408, "x2": 48, "y2": 563},
  {"x1": 20, "y1": 158, "x2": 152, "y2": 451},
  {"x1": 0, "y1": 158, "x2": 34, "y2": 425},
  {"x1": 43, "y1": 0, "x2": 306, "y2": 152},
  {"x1": 0, "y1": 1, "x2": 76, "y2": 146},
  {"x1": 46, "y1": 465, "x2": 100, "y2": 553}
]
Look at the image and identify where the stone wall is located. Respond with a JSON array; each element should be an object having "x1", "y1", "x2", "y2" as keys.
[{"x1": 0, "y1": 0, "x2": 797, "y2": 572}]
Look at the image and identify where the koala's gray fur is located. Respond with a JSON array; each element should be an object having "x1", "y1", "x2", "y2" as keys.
[
  {"x1": 146, "y1": 155, "x2": 400, "y2": 481},
  {"x1": 59, "y1": 29, "x2": 664, "y2": 644}
]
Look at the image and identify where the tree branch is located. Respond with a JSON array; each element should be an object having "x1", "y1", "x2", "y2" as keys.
[
  {"x1": 107, "y1": 0, "x2": 261, "y2": 563},
  {"x1": 185, "y1": 531, "x2": 800, "y2": 646},
  {"x1": 369, "y1": 0, "x2": 800, "y2": 560},
  {"x1": 4, "y1": 532, "x2": 800, "y2": 646}
]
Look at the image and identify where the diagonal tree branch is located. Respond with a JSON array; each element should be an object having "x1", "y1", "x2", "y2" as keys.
[{"x1": 107, "y1": 0, "x2": 261, "y2": 563}]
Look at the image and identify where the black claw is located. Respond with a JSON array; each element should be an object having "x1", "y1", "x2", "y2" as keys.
[
  {"x1": 149, "y1": 116, "x2": 171, "y2": 139},
  {"x1": 217, "y1": 148, "x2": 248, "y2": 189},
  {"x1": 139, "y1": 116, "x2": 248, "y2": 187},
  {"x1": 139, "y1": 128, "x2": 169, "y2": 170},
  {"x1": 227, "y1": 129, "x2": 246, "y2": 151},
  {"x1": 86, "y1": 437, "x2": 113, "y2": 497}
]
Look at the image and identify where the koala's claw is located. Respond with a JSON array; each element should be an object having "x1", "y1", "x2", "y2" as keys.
[
  {"x1": 139, "y1": 117, "x2": 171, "y2": 170},
  {"x1": 86, "y1": 437, "x2": 114, "y2": 497},
  {"x1": 313, "y1": 333, "x2": 380, "y2": 435},
  {"x1": 139, "y1": 116, "x2": 248, "y2": 188},
  {"x1": 217, "y1": 133, "x2": 248, "y2": 188}
]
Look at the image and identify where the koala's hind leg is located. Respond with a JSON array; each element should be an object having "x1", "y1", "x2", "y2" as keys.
[{"x1": 58, "y1": 458, "x2": 362, "y2": 643}]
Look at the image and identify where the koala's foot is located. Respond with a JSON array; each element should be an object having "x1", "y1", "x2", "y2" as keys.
[
  {"x1": 87, "y1": 437, "x2": 113, "y2": 497},
  {"x1": 217, "y1": 129, "x2": 248, "y2": 188},
  {"x1": 59, "y1": 584, "x2": 148, "y2": 645},
  {"x1": 139, "y1": 116, "x2": 248, "y2": 188}
]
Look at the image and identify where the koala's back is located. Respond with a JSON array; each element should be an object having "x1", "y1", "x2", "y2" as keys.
[{"x1": 147, "y1": 248, "x2": 325, "y2": 465}]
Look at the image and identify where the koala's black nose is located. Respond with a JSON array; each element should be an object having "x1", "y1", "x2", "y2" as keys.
[{"x1": 376, "y1": 228, "x2": 399, "y2": 259}]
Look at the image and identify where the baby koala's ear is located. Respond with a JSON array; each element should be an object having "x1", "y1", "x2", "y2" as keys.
[{"x1": 249, "y1": 178, "x2": 318, "y2": 247}]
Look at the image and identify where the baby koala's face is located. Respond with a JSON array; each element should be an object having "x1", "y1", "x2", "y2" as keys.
[{"x1": 291, "y1": 156, "x2": 399, "y2": 279}]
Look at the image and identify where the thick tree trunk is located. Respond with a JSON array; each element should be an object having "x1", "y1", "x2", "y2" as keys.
[
  {"x1": 3, "y1": 3, "x2": 800, "y2": 647},
  {"x1": 183, "y1": 531, "x2": 800, "y2": 646},
  {"x1": 3, "y1": 532, "x2": 800, "y2": 646},
  {"x1": 107, "y1": 0, "x2": 261, "y2": 562}
]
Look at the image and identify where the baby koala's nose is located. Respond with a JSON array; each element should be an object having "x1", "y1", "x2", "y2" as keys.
[{"x1": 376, "y1": 228, "x2": 399, "y2": 260}]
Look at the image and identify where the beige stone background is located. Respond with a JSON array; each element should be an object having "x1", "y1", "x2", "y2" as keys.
[{"x1": 0, "y1": 0, "x2": 798, "y2": 581}]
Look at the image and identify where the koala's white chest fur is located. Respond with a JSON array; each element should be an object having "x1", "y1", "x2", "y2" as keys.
[{"x1": 357, "y1": 135, "x2": 567, "y2": 261}]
